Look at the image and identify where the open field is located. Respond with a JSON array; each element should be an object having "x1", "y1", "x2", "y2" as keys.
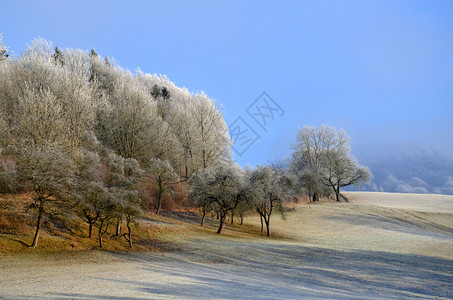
[
  {"x1": 1, "y1": 192, "x2": 453, "y2": 299},
  {"x1": 345, "y1": 191, "x2": 453, "y2": 213}
]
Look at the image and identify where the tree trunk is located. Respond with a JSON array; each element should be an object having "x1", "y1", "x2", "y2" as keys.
[
  {"x1": 31, "y1": 211, "x2": 43, "y2": 248},
  {"x1": 217, "y1": 211, "x2": 227, "y2": 234},
  {"x1": 115, "y1": 218, "x2": 121, "y2": 236},
  {"x1": 156, "y1": 186, "x2": 162, "y2": 214},
  {"x1": 202, "y1": 150, "x2": 207, "y2": 169},
  {"x1": 312, "y1": 192, "x2": 318, "y2": 202},
  {"x1": 260, "y1": 214, "x2": 264, "y2": 232},
  {"x1": 230, "y1": 211, "x2": 234, "y2": 224},
  {"x1": 88, "y1": 221, "x2": 93, "y2": 238},
  {"x1": 200, "y1": 207, "x2": 206, "y2": 226},
  {"x1": 127, "y1": 223, "x2": 132, "y2": 248},
  {"x1": 98, "y1": 220, "x2": 104, "y2": 248},
  {"x1": 265, "y1": 217, "x2": 271, "y2": 237},
  {"x1": 240, "y1": 214, "x2": 243, "y2": 225},
  {"x1": 335, "y1": 188, "x2": 340, "y2": 202}
]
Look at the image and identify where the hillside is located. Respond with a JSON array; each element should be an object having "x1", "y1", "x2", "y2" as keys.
[{"x1": 1, "y1": 192, "x2": 452, "y2": 299}]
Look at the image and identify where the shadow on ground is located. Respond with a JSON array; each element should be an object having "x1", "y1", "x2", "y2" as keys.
[
  {"x1": 39, "y1": 241, "x2": 453, "y2": 300},
  {"x1": 327, "y1": 211, "x2": 453, "y2": 239}
]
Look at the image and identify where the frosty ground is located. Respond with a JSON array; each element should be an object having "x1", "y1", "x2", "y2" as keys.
[{"x1": 1, "y1": 192, "x2": 452, "y2": 299}]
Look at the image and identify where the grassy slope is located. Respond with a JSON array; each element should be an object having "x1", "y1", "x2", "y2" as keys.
[
  {"x1": 1, "y1": 191, "x2": 452, "y2": 257},
  {"x1": 0, "y1": 192, "x2": 452, "y2": 299},
  {"x1": 0, "y1": 191, "x2": 268, "y2": 254},
  {"x1": 245, "y1": 193, "x2": 453, "y2": 260}
]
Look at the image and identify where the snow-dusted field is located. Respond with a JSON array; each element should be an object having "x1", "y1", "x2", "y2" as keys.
[
  {"x1": 1, "y1": 192, "x2": 452, "y2": 299},
  {"x1": 344, "y1": 191, "x2": 453, "y2": 213}
]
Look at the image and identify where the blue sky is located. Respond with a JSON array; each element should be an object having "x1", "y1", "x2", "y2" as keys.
[{"x1": 1, "y1": 0, "x2": 453, "y2": 167}]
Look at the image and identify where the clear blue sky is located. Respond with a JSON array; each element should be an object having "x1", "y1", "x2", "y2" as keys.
[{"x1": 2, "y1": 0, "x2": 453, "y2": 166}]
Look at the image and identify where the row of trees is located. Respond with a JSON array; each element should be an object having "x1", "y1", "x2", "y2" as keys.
[
  {"x1": 0, "y1": 35, "x2": 371, "y2": 247},
  {"x1": 188, "y1": 125, "x2": 371, "y2": 236},
  {"x1": 189, "y1": 162, "x2": 292, "y2": 236}
]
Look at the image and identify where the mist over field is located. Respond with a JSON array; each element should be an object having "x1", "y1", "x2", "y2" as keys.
[{"x1": 353, "y1": 144, "x2": 453, "y2": 195}]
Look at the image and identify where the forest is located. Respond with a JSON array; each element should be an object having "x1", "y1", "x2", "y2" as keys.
[{"x1": 0, "y1": 36, "x2": 370, "y2": 249}]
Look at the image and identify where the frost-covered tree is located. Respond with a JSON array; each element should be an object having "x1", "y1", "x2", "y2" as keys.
[
  {"x1": 92, "y1": 188, "x2": 117, "y2": 248},
  {"x1": 251, "y1": 165, "x2": 292, "y2": 236},
  {"x1": 55, "y1": 49, "x2": 97, "y2": 152},
  {"x1": 15, "y1": 38, "x2": 61, "y2": 94},
  {"x1": 291, "y1": 125, "x2": 371, "y2": 201},
  {"x1": 0, "y1": 37, "x2": 236, "y2": 239},
  {"x1": 78, "y1": 181, "x2": 107, "y2": 239},
  {"x1": 190, "y1": 93, "x2": 231, "y2": 170},
  {"x1": 52, "y1": 46, "x2": 64, "y2": 67},
  {"x1": 104, "y1": 153, "x2": 143, "y2": 247},
  {"x1": 189, "y1": 169, "x2": 215, "y2": 226},
  {"x1": 88, "y1": 50, "x2": 117, "y2": 95},
  {"x1": 3, "y1": 40, "x2": 96, "y2": 154},
  {"x1": 16, "y1": 143, "x2": 76, "y2": 248},
  {"x1": 11, "y1": 86, "x2": 70, "y2": 149},
  {"x1": 0, "y1": 33, "x2": 9, "y2": 61},
  {"x1": 75, "y1": 151, "x2": 143, "y2": 247},
  {"x1": 147, "y1": 158, "x2": 178, "y2": 214},
  {"x1": 0, "y1": 149, "x2": 16, "y2": 193},
  {"x1": 291, "y1": 125, "x2": 347, "y2": 201},
  {"x1": 73, "y1": 150, "x2": 104, "y2": 238},
  {"x1": 189, "y1": 162, "x2": 245, "y2": 234},
  {"x1": 97, "y1": 74, "x2": 157, "y2": 160},
  {"x1": 234, "y1": 169, "x2": 256, "y2": 225},
  {"x1": 171, "y1": 104, "x2": 198, "y2": 178}
]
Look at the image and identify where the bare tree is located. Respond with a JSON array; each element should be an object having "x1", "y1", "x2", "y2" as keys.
[{"x1": 319, "y1": 150, "x2": 371, "y2": 201}]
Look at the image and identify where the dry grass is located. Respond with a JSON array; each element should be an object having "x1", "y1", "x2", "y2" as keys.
[{"x1": 0, "y1": 192, "x2": 266, "y2": 254}]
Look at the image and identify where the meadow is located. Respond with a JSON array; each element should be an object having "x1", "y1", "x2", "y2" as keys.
[{"x1": 1, "y1": 192, "x2": 452, "y2": 299}]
